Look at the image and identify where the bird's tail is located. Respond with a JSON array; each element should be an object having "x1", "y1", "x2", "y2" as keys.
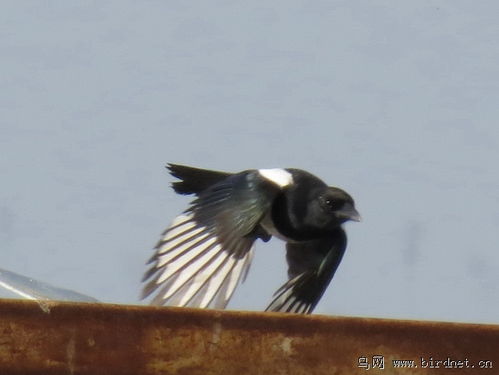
[{"x1": 167, "y1": 163, "x2": 231, "y2": 195}]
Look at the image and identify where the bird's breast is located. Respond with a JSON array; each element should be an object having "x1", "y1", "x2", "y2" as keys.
[{"x1": 260, "y1": 212, "x2": 297, "y2": 243}]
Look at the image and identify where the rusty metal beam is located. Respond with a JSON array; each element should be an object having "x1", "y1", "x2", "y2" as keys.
[{"x1": 0, "y1": 299, "x2": 497, "y2": 374}]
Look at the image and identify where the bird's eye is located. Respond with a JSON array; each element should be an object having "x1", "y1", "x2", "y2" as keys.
[{"x1": 325, "y1": 199, "x2": 343, "y2": 211}]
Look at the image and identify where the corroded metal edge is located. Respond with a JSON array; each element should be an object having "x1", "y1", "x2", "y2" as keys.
[{"x1": 0, "y1": 299, "x2": 497, "y2": 375}]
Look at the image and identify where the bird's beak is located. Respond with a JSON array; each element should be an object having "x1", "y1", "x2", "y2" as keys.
[{"x1": 339, "y1": 205, "x2": 362, "y2": 222}]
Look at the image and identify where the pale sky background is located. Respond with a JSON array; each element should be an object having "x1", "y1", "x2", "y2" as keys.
[{"x1": 1, "y1": 1, "x2": 498, "y2": 324}]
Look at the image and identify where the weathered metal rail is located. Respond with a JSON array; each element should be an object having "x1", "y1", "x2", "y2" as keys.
[{"x1": 0, "y1": 299, "x2": 497, "y2": 374}]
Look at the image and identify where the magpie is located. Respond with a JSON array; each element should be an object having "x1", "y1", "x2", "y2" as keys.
[{"x1": 142, "y1": 164, "x2": 360, "y2": 314}]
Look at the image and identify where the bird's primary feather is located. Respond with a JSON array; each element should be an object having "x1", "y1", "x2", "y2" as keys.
[
  {"x1": 142, "y1": 169, "x2": 280, "y2": 309},
  {"x1": 265, "y1": 231, "x2": 346, "y2": 313}
]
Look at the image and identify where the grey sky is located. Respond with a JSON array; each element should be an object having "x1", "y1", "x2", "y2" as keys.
[{"x1": 1, "y1": 1, "x2": 498, "y2": 323}]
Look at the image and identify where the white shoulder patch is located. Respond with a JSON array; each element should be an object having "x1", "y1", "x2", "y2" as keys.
[{"x1": 258, "y1": 168, "x2": 293, "y2": 188}]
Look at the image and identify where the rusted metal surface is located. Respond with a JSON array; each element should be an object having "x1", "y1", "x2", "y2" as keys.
[{"x1": 0, "y1": 299, "x2": 497, "y2": 375}]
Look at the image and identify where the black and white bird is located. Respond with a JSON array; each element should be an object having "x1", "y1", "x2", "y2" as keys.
[{"x1": 142, "y1": 164, "x2": 360, "y2": 314}]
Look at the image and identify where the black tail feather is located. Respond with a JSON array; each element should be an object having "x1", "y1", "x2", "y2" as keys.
[{"x1": 167, "y1": 163, "x2": 231, "y2": 195}]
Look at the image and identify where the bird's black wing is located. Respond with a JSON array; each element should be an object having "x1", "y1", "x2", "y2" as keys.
[
  {"x1": 265, "y1": 229, "x2": 347, "y2": 314},
  {"x1": 142, "y1": 170, "x2": 279, "y2": 309}
]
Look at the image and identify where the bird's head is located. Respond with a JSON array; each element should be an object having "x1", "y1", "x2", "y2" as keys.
[{"x1": 317, "y1": 187, "x2": 361, "y2": 226}]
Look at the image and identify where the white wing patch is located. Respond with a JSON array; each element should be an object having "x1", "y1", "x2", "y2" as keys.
[
  {"x1": 258, "y1": 168, "x2": 293, "y2": 188},
  {"x1": 144, "y1": 212, "x2": 254, "y2": 309}
]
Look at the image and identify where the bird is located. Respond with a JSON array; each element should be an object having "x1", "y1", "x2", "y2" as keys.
[{"x1": 141, "y1": 163, "x2": 360, "y2": 314}]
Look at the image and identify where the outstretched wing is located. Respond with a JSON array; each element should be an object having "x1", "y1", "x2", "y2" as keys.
[
  {"x1": 142, "y1": 170, "x2": 279, "y2": 309},
  {"x1": 265, "y1": 228, "x2": 347, "y2": 314}
]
